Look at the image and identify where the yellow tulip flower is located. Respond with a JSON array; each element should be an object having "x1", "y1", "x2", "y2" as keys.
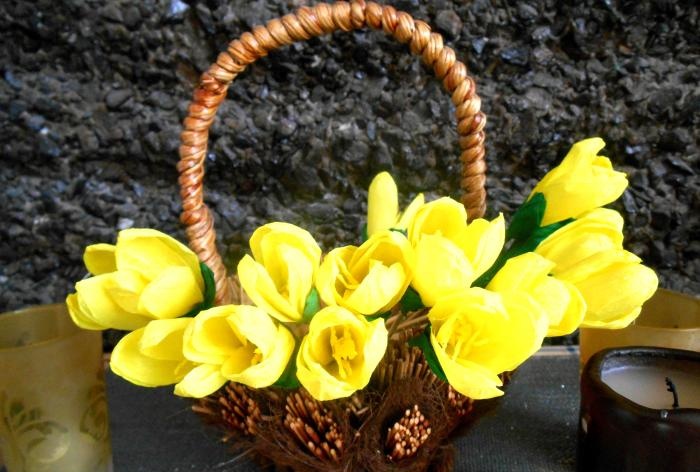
[
  {"x1": 296, "y1": 306, "x2": 388, "y2": 401},
  {"x1": 428, "y1": 288, "x2": 547, "y2": 399},
  {"x1": 316, "y1": 230, "x2": 414, "y2": 315},
  {"x1": 408, "y1": 200, "x2": 505, "y2": 306},
  {"x1": 175, "y1": 305, "x2": 295, "y2": 398},
  {"x1": 555, "y1": 249, "x2": 658, "y2": 329},
  {"x1": 366, "y1": 172, "x2": 424, "y2": 236},
  {"x1": 67, "y1": 229, "x2": 205, "y2": 331},
  {"x1": 238, "y1": 222, "x2": 322, "y2": 323},
  {"x1": 530, "y1": 137, "x2": 628, "y2": 225},
  {"x1": 488, "y1": 252, "x2": 586, "y2": 337},
  {"x1": 110, "y1": 318, "x2": 194, "y2": 388},
  {"x1": 535, "y1": 208, "x2": 624, "y2": 274}
]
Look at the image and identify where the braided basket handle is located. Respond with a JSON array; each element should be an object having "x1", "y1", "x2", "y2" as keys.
[{"x1": 177, "y1": 0, "x2": 487, "y2": 304}]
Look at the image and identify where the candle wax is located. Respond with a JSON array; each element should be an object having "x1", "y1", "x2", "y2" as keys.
[{"x1": 602, "y1": 366, "x2": 700, "y2": 410}]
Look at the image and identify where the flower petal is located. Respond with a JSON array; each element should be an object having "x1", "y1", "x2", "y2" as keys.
[
  {"x1": 344, "y1": 261, "x2": 406, "y2": 315},
  {"x1": 83, "y1": 243, "x2": 116, "y2": 275},
  {"x1": 238, "y1": 255, "x2": 301, "y2": 322},
  {"x1": 138, "y1": 266, "x2": 203, "y2": 319},
  {"x1": 408, "y1": 197, "x2": 468, "y2": 245},
  {"x1": 413, "y1": 234, "x2": 474, "y2": 307},
  {"x1": 222, "y1": 325, "x2": 295, "y2": 388},
  {"x1": 104, "y1": 269, "x2": 148, "y2": 314},
  {"x1": 457, "y1": 214, "x2": 505, "y2": 278},
  {"x1": 115, "y1": 228, "x2": 203, "y2": 291},
  {"x1": 138, "y1": 318, "x2": 191, "y2": 361},
  {"x1": 315, "y1": 246, "x2": 355, "y2": 308},
  {"x1": 546, "y1": 282, "x2": 586, "y2": 337},
  {"x1": 575, "y1": 262, "x2": 657, "y2": 328},
  {"x1": 430, "y1": 328, "x2": 505, "y2": 400},
  {"x1": 75, "y1": 273, "x2": 152, "y2": 330},
  {"x1": 65, "y1": 293, "x2": 104, "y2": 330},
  {"x1": 396, "y1": 193, "x2": 425, "y2": 230},
  {"x1": 227, "y1": 305, "x2": 279, "y2": 354},
  {"x1": 249, "y1": 222, "x2": 321, "y2": 268},
  {"x1": 173, "y1": 364, "x2": 227, "y2": 398},
  {"x1": 367, "y1": 172, "x2": 399, "y2": 235},
  {"x1": 111, "y1": 327, "x2": 193, "y2": 387},
  {"x1": 536, "y1": 208, "x2": 625, "y2": 274},
  {"x1": 183, "y1": 306, "x2": 241, "y2": 365}
]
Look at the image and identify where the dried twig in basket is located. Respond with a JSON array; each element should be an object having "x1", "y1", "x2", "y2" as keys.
[{"x1": 283, "y1": 389, "x2": 345, "y2": 463}]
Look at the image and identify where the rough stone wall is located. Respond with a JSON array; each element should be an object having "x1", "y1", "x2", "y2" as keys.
[{"x1": 1, "y1": 0, "x2": 698, "y2": 312}]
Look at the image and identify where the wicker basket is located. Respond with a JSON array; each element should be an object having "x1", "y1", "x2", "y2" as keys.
[{"x1": 176, "y1": 1, "x2": 494, "y2": 470}]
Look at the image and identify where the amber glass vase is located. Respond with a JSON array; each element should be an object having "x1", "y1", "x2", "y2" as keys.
[{"x1": 0, "y1": 304, "x2": 112, "y2": 472}]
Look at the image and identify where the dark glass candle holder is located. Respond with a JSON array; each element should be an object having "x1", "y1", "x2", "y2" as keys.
[{"x1": 578, "y1": 347, "x2": 700, "y2": 472}]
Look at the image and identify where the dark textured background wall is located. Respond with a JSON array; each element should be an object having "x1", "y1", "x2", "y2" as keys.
[{"x1": 1, "y1": 0, "x2": 698, "y2": 313}]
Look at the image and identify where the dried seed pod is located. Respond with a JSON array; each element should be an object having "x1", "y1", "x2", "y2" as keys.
[
  {"x1": 447, "y1": 385, "x2": 473, "y2": 419},
  {"x1": 283, "y1": 389, "x2": 344, "y2": 463},
  {"x1": 385, "y1": 405, "x2": 432, "y2": 462},
  {"x1": 193, "y1": 382, "x2": 260, "y2": 439}
]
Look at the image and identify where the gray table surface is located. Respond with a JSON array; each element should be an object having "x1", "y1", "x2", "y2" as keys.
[{"x1": 106, "y1": 346, "x2": 581, "y2": 472}]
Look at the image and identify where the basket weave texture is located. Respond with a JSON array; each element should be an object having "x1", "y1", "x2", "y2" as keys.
[{"x1": 177, "y1": 1, "x2": 491, "y2": 470}]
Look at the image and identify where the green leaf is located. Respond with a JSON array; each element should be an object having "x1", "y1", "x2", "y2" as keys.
[
  {"x1": 199, "y1": 262, "x2": 216, "y2": 310},
  {"x1": 302, "y1": 287, "x2": 321, "y2": 323},
  {"x1": 184, "y1": 262, "x2": 217, "y2": 318},
  {"x1": 273, "y1": 347, "x2": 300, "y2": 389},
  {"x1": 408, "y1": 327, "x2": 448, "y2": 383},
  {"x1": 389, "y1": 227, "x2": 408, "y2": 237},
  {"x1": 506, "y1": 192, "x2": 546, "y2": 241},
  {"x1": 400, "y1": 287, "x2": 424, "y2": 312},
  {"x1": 361, "y1": 224, "x2": 368, "y2": 244},
  {"x1": 521, "y1": 218, "x2": 573, "y2": 251}
]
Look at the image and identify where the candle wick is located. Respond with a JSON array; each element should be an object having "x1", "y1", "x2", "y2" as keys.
[{"x1": 665, "y1": 377, "x2": 680, "y2": 409}]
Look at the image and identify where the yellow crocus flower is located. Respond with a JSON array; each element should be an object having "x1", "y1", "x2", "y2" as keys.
[
  {"x1": 316, "y1": 230, "x2": 414, "y2": 315},
  {"x1": 407, "y1": 198, "x2": 505, "y2": 306},
  {"x1": 487, "y1": 252, "x2": 586, "y2": 337},
  {"x1": 238, "y1": 222, "x2": 322, "y2": 323},
  {"x1": 529, "y1": 137, "x2": 628, "y2": 226},
  {"x1": 428, "y1": 288, "x2": 547, "y2": 399},
  {"x1": 296, "y1": 306, "x2": 388, "y2": 401},
  {"x1": 367, "y1": 172, "x2": 424, "y2": 236},
  {"x1": 535, "y1": 208, "x2": 624, "y2": 274},
  {"x1": 555, "y1": 249, "x2": 658, "y2": 329},
  {"x1": 175, "y1": 305, "x2": 295, "y2": 398},
  {"x1": 67, "y1": 229, "x2": 205, "y2": 331},
  {"x1": 110, "y1": 318, "x2": 195, "y2": 388}
]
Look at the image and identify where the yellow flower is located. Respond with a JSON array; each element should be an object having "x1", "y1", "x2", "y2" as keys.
[
  {"x1": 238, "y1": 222, "x2": 322, "y2": 323},
  {"x1": 428, "y1": 288, "x2": 547, "y2": 399},
  {"x1": 175, "y1": 305, "x2": 295, "y2": 398},
  {"x1": 110, "y1": 318, "x2": 194, "y2": 388},
  {"x1": 408, "y1": 200, "x2": 505, "y2": 306},
  {"x1": 407, "y1": 197, "x2": 468, "y2": 245},
  {"x1": 296, "y1": 306, "x2": 388, "y2": 401},
  {"x1": 316, "y1": 230, "x2": 414, "y2": 315},
  {"x1": 555, "y1": 249, "x2": 658, "y2": 329},
  {"x1": 367, "y1": 172, "x2": 424, "y2": 236},
  {"x1": 487, "y1": 253, "x2": 586, "y2": 337},
  {"x1": 413, "y1": 234, "x2": 475, "y2": 307},
  {"x1": 535, "y1": 208, "x2": 624, "y2": 274},
  {"x1": 67, "y1": 229, "x2": 204, "y2": 331},
  {"x1": 530, "y1": 138, "x2": 628, "y2": 225}
]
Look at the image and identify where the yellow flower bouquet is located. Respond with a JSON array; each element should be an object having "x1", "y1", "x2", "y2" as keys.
[
  {"x1": 65, "y1": 2, "x2": 658, "y2": 471},
  {"x1": 66, "y1": 139, "x2": 657, "y2": 469}
]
